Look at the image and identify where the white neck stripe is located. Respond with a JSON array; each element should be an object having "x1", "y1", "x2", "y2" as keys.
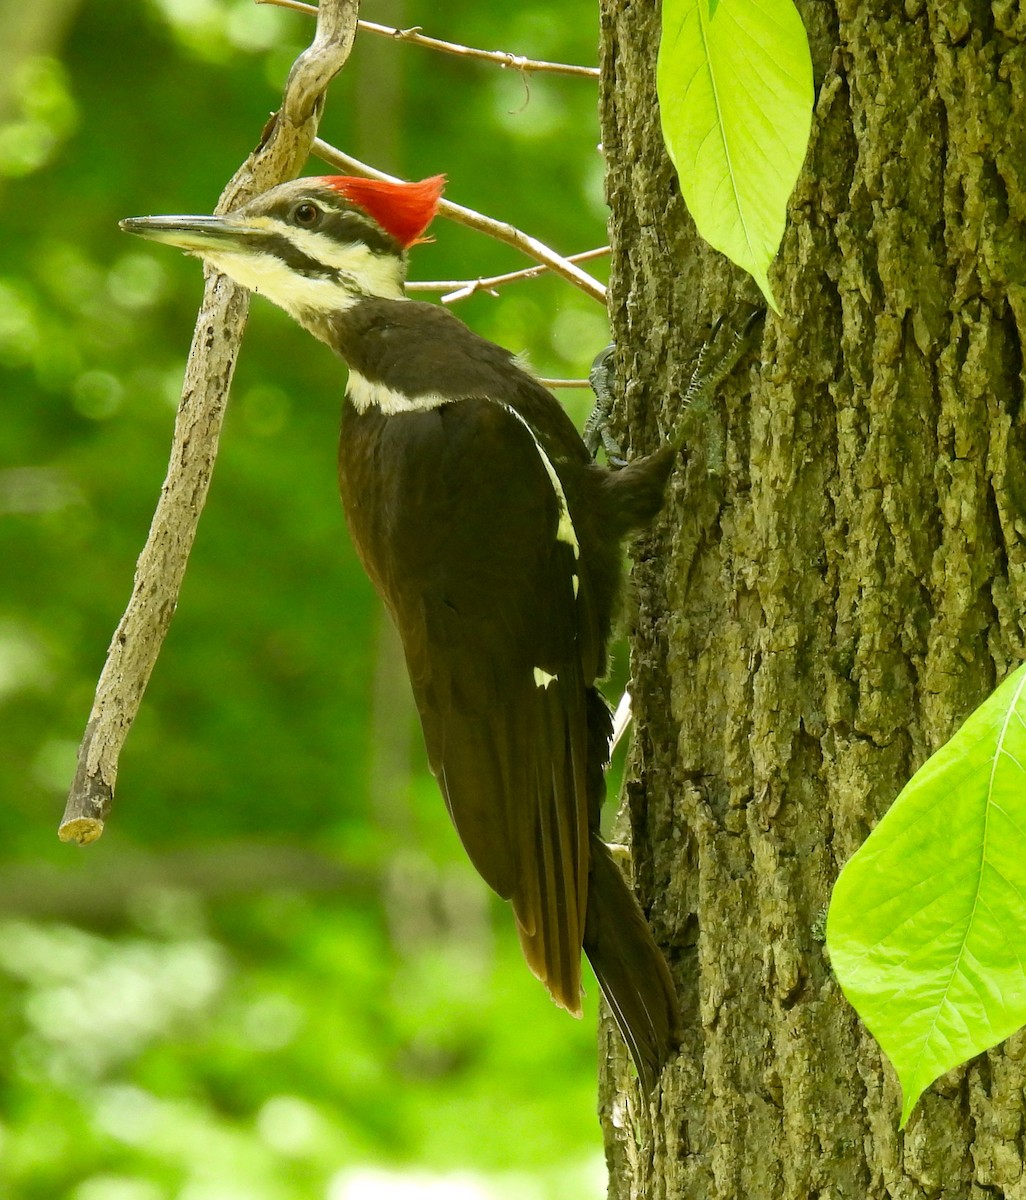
[{"x1": 346, "y1": 371, "x2": 453, "y2": 415}]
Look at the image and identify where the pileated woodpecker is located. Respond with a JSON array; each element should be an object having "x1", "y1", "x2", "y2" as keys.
[{"x1": 122, "y1": 174, "x2": 686, "y2": 1090}]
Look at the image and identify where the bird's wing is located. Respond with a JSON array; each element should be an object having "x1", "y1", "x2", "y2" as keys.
[{"x1": 339, "y1": 396, "x2": 594, "y2": 1014}]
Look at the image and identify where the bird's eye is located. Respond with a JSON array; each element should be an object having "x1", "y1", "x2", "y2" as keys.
[{"x1": 294, "y1": 202, "x2": 321, "y2": 227}]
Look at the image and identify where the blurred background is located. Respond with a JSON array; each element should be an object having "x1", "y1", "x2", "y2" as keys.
[
  {"x1": 0, "y1": 2, "x2": 624, "y2": 1200},
  {"x1": 0, "y1": 1, "x2": 620, "y2": 1196}
]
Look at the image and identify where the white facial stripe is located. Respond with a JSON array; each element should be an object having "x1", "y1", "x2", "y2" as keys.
[
  {"x1": 201, "y1": 248, "x2": 359, "y2": 317},
  {"x1": 199, "y1": 215, "x2": 405, "y2": 314},
  {"x1": 499, "y1": 404, "x2": 581, "y2": 560},
  {"x1": 281, "y1": 226, "x2": 405, "y2": 297},
  {"x1": 243, "y1": 215, "x2": 365, "y2": 271},
  {"x1": 346, "y1": 371, "x2": 452, "y2": 415},
  {"x1": 275, "y1": 223, "x2": 399, "y2": 279},
  {"x1": 533, "y1": 668, "x2": 558, "y2": 689}
]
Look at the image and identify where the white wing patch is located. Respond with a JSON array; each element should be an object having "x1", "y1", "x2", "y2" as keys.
[
  {"x1": 533, "y1": 667, "x2": 558, "y2": 689},
  {"x1": 498, "y1": 404, "x2": 581, "y2": 560},
  {"x1": 344, "y1": 384, "x2": 582, "y2": 577}
]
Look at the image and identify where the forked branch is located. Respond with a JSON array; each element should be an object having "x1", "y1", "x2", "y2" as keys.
[
  {"x1": 313, "y1": 141, "x2": 607, "y2": 304},
  {"x1": 407, "y1": 247, "x2": 610, "y2": 304}
]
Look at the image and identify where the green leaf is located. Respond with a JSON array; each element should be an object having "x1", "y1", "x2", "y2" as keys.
[
  {"x1": 827, "y1": 664, "x2": 1026, "y2": 1125},
  {"x1": 656, "y1": 0, "x2": 814, "y2": 310}
]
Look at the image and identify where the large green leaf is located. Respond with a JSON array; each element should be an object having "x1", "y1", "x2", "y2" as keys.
[
  {"x1": 657, "y1": 0, "x2": 813, "y2": 310},
  {"x1": 827, "y1": 664, "x2": 1026, "y2": 1125}
]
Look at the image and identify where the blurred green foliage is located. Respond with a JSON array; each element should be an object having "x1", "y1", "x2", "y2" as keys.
[{"x1": 0, "y1": 1, "x2": 622, "y2": 1197}]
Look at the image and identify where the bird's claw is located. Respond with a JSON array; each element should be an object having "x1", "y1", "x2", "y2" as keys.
[
  {"x1": 584, "y1": 343, "x2": 627, "y2": 467},
  {"x1": 586, "y1": 307, "x2": 763, "y2": 464},
  {"x1": 682, "y1": 305, "x2": 765, "y2": 410}
]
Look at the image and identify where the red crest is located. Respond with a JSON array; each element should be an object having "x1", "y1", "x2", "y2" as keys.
[{"x1": 323, "y1": 174, "x2": 445, "y2": 248}]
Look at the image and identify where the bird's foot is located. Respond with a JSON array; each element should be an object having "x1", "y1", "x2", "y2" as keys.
[
  {"x1": 682, "y1": 305, "x2": 765, "y2": 411},
  {"x1": 584, "y1": 344, "x2": 628, "y2": 467},
  {"x1": 585, "y1": 307, "x2": 763, "y2": 465}
]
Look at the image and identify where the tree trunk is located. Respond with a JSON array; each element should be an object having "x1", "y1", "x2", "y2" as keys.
[{"x1": 597, "y1": 1, "x2": 1026, "y2": 1196}]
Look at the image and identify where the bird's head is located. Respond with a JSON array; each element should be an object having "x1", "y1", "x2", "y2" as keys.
[{"x1": 121, "y1": 174, "x2": 445, "y2": 337}]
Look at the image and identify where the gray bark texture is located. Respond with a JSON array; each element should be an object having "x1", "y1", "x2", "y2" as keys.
[{"x1": 598, "y1": 1, "x2": 1026, "y2": 1196}]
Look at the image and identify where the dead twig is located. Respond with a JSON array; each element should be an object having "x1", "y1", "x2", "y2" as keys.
[
  {"x1": 257, "y1": 0, "x2": 600, "y2": 78},
  {"x1": 406, "y1": 247, "x2": 610, "y2": 304},
  {"x1": 59, "y1": 0, "x2": 361, "y2": 847},
  {"x1": 312, "y1": 141, "x2": 607, "y2": 305}
]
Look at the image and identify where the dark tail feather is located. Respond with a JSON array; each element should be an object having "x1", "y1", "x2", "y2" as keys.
[{"x1": 583, "y1": 835, "x2": 680, "y2": 1092}]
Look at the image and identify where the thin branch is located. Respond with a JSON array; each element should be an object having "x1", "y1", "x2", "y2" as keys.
[
  {"x1": 59, "y1": 0, "x2": 361, "y2": 847},
  {"x1": 406, "y1": 246, "x2": 610, "y2": 304},
  {"x1": 538, "y1": 378, "x2": 592, "y2": 389},
  {"x1": 359, "y1": 20, "x2": 599, "y2": 78},
  {"x1": 312, "y1": 141, "x2": 607, "y2": 305},
  {"x1": 257, "y1": 0, "x2": 600, "y2": 78}
]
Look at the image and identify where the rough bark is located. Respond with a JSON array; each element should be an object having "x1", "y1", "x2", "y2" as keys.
[{"x1": 598, "y1": 1, "x2": 1026, "y2": 1197}]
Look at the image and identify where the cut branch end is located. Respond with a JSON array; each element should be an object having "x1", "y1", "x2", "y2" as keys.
[{"x1": 58, "y1": 817, "x2": 105, "y2": 846}]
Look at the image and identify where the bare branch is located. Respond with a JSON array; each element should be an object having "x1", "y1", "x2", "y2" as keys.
[
  {"x1": 313, "y1": 141, "x2": 607, "y2": 305},
  {"x1": 358, "y1": 18, "x2": 600, "y2": 78},
  {"x1": 59, "y1": 0, "x2": 361, "y2": 847},
  {"x1": 257, "y1": 0, "x2": 600, "y2": 78},
  {"x1": 406, "y1": 247, "x2": 610, "y2": 304},
  {"x1": 538, "y1": 378, "x2": 593, "y2": 389}
]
